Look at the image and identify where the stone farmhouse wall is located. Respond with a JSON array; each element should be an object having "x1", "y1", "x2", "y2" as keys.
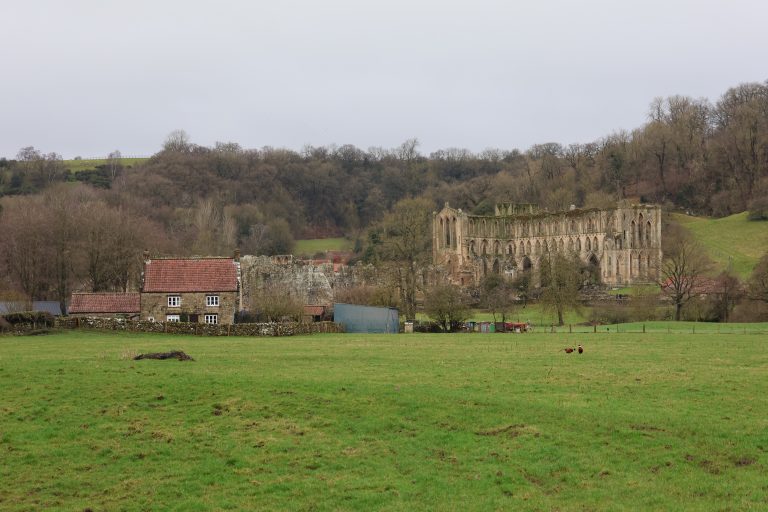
[
  {"x1": 433, "y1": 202, "x2": 663, "y2": 287},
  {"x1": 141, "y1": 291, "x2": 238, "y2": 324},
  {"x1": 55, "y1": 317, "x2": 344, "y2": 336}
]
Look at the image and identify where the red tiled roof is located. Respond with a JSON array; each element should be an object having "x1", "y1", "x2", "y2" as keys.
[
  {"x1": 69, "y1": 293, "x2": 140, "y2": 313},
  {"x1": 303, "y1": 305, "x2": 326, "y2": 316},
  {"x1": 143, "y1": 258, "x2": 238, "y2": 293}
]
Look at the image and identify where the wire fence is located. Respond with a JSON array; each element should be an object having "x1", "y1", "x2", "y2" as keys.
[{"x1": 530, "y1": 322, "x2": 768, "y2": 335}]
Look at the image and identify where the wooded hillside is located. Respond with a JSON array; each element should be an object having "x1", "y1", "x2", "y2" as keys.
[{"x1": 1, "y1": 81, "x2": 767, "y2": 306}]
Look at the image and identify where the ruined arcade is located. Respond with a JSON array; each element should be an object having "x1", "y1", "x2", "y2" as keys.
[{"x1": 433, "y1": 202, "x2": 662, "y2": 286}]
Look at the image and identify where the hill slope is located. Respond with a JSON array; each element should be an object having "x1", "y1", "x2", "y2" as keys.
[{"x1": 671, "y1": 212, "x2": 768, "y2": 278}]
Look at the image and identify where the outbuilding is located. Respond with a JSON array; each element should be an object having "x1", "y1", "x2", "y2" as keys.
[{"x1": 333, "y1": 303, "x2": 399, "y2": 333}]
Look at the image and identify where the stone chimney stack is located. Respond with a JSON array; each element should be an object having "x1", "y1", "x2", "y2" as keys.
[
  {"x1": 234, "y1": 249, "x2": 241, "y2": 262},
  {"x1": 143, "y1": 250, "x2": 150, "y2": 263}
]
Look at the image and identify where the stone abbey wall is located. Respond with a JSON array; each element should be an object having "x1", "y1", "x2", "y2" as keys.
[
  {"x1": 239, "y1": 255, "x2": 381, "y2": 309},
  {"x1": 433, "y1": 202, "x2": 662, "y2": 287}
]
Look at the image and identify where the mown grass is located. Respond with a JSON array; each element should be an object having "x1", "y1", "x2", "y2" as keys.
[
  {"x1": 1, "y1": 330, "x2": 766, "y2": 511},
  {"x1": 672, "y1": 212, "x2": 768, "y2": 278},
  {"x1": 64, "y1": 158, "x2": 148, "y2": 173},
  {"x1": 294, "y1": 238, "x2": 354, "y2": 256}
]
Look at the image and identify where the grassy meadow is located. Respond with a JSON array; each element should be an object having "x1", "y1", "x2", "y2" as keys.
[
  {"x1": 1, "y1": 330, "x2": 767, "y2": 511},
  {"x1": 294, "y1": 238, "x2": 354, "y2": 256},
  {"x1": 673, "y1": 212, "x2": 768, "y2": 278},
  {"x1": 64, "y1": 158, "x2": 149, "y2": 173}
]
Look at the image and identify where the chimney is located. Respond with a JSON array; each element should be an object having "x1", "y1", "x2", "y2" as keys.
[
  {"x1": 234, "y1": 249, "x2": 240, "y2": 262},
  {"x1": 143, "y1": 250, "x2": 150, "y2": 263}
]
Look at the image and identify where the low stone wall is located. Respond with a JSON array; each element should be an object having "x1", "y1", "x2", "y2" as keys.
[{"x1": 54, "y1": 317, "x2": 344, "y2": 336}]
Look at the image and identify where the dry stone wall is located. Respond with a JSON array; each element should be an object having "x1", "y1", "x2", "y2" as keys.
[{"x1": 54, "y1": 317, "x2": 343, "y2": 336}]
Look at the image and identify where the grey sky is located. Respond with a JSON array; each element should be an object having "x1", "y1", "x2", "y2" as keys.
[{"x1": 1, "y1": 0, "x2": 765, "y2": 158}]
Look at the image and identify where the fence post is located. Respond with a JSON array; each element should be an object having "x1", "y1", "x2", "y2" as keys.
[
  {"x1": 569, "y1": 324, "x2": 572, "y2": 334},
  {"x1": 643, "y1": 324, "x2": 646, "y2": 333},
  {"x1": 594, "y1": 324, "x2": 597, "y2": 333}
]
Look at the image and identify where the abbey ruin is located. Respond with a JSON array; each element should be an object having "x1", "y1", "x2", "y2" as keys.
[{"x1": 433, "y1": 202, "x2": 662, "y2": 287}]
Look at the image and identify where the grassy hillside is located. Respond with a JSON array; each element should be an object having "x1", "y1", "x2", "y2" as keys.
[
  {"x1": 64, "y1": 157, "x2": 148, "y2": 173},
  {"x1": 294, "y1": 237, "x2": 354, "y2": 256},
  {"x1": 1, "y1": 330, "x2": 766, "y2": 511},
  {"x1": 671, "y1": 212, "x2": 768, "y2": 278}
]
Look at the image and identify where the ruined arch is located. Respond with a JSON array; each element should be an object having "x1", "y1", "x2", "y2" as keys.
[
  {"x1": 558, "y1": 239, "x2": 564, "y2": 251},
  {"x1": 469, "y1": 240, "x2": 476, "y2": 256},
  {"x1": 577, "y1": 238, "x2": 582, "y2": 252},
  {"x1": 481, "y1": 240, "x2": 488, "y2": 256},
  {"x1": 535, "y1": 240, "x2": 541, "y2": 254},
  {"x1": 593, "y1": 237, "x2": 599, "y2": 252},
  {"x1": 525, "y1": 240, "x2": 532, "y2": 255},
  {"x1": 507, "y1": 243, "x2": 514, "y2": 256},
  {"x1": 568, "y1": 238, "x2": 574, "y2": 252},
  {"x1": 646, "y1": 220, "x2": 652, "y2": 245},
  {"x1": 493, "y1": 240, "x2": 501, "y2": 255},
  {"x1": 586, "y1": 237, "x2": 591, "y2": 251},
  {"x1": 522, "y1": 256, "x2": 532, "y2": 272},
  {"x1": 493, "y1": 259, "x2": 500, "y2": 274},
  {"x1": 631, "y1": 220, "x2": 636, "y2": 248},
  {"x1": 588, "y1": 253, "x2": 601, "y2": 283},
  {"x1": 452, "y1": 217, "x2": 458, "y2": 248},
  {"x1": 638, "y1": 214, "x2": 644, "y2": 246}
]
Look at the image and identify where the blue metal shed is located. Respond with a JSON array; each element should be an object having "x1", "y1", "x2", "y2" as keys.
[{"x1": 333, "y1": 303, "x2": 399, "y2": 333}]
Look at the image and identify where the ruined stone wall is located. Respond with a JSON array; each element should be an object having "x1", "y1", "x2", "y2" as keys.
[
  {"x1": 239, "y1": 256, "x2": 380, "y2": 310},
  {"x1": 433, "y1": 202, "x2": 663, "y2": 287}
]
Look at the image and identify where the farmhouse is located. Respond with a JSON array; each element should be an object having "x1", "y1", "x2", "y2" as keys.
[
  {"x1": 140, "y1": 253, "x2": 241, "y2": 325},
  {"x1": 68, "y1": 293, "x2": 140, "y2": 319},
  {"x1": 433, "y1": 201, "x2": 663, "y2": 287}
]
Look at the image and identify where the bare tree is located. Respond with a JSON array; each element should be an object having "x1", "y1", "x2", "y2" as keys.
[
  {"x1": 538, "y1": 251, "x2": 582, "y2": 326},
  {"x1": 660, "y1": 224, "x2": 713, "y2": 321},
  {"x1": 163, "y1": 129, "x2": 192, "y2": 153},
  {"x1": 747, "y1": 253, "x2": 768, "y2": 304},
  {"x1": 367, "y1": 197, "x2": 433, "y2": 320},
  {"x1": 107, "y1": 150, "x2": 122, "y2": 181},
  {"x1": 423, "y1": 282, "x2": 469, "y2": 332}
]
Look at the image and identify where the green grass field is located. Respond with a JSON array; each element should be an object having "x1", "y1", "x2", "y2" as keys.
[
  {"x1": 64, "y1": 158, "x2": 149, "y2": 173},
  {"x1": 1, "y1": 330, "x2": 766, "y2": 511},
  {"x1": 672, "y1": 212, "x2": 768, "y2": 278},
  {"x1": 294, "y1": 238, "x2": 354, "y2": 256}
]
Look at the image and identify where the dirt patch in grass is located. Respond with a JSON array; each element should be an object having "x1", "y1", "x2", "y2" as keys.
[
  {"x1": 630, "y1": 424, "x2": 667, "y2": 432},
  {"x1": 476, "y1": 424, "x2": 527, "y2": 437},
  {"x1": 734, "y1": 456, "x2": 757, "y2": 467}
]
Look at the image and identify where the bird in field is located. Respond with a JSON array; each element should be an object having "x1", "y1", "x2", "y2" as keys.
[
  {"x1": 564, "y1": 347, "x2": 574, "y2": 353},
  {"x1": 577, "y1": 344, "x2": 583, "y2": 354}
]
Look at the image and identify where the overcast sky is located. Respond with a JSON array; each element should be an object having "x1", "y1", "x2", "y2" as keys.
[{"x1": 1, "y1": 0, "x2": 765, "y2": 158}]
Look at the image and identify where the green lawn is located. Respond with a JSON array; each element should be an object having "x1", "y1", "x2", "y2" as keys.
[
  {"x1": 64, "y1": 158, "x2": 148, "y2": 173},
  {"x1": 294, "y1": 238, "x2": 354, "y2": 256},
  {"x1": 672, "y1": 212, "x2": 768, "y2": 278},
  {"x1": 1, "y1": 330, "x2": 766, "y2": 510}
]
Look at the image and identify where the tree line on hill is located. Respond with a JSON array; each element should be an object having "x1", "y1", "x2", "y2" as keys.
[{"x1": 0, "y1": 81, "x2": 767, "y2": 320}]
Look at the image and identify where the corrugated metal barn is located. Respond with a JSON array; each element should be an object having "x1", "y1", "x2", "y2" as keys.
[{"x1": 333, "y1": 303, "x2": 399, "y2": 333}]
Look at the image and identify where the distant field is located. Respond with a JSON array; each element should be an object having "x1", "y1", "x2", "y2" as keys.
[
  {"x1": 1, "y1": 330, "x2": 766, "y2": 511},
  {"x1": 64, "y1": 158, "x2": 149, "y2": 173},
  {"x1": 294, "y1": 237, "x2": 354, "y2": 255},
  {"x1": 672, "y1": 212, "x2": 768, "y2": 278},
  {"x1": 430, "y1": 304, "x2": 594, "y2": 327}
]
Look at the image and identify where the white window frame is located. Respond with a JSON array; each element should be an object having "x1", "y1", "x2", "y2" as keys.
[
  {"x1": 166, "y1": 314, "x2": 180, "y2": 323},
  {"x1": 206, "y1": 295, "x2": 220, "y2": 307},
  {"x1": 168, "y1": 295, "x2": 181, "y2": 307},
  {"x1": 204, "y1": 314, "x2": 218, "y2": 325}
]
